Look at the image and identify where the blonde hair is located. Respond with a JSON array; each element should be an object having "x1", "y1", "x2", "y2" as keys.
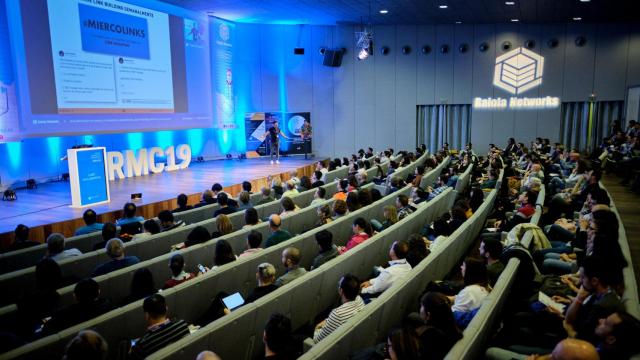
[
  {"x1": 383, "y1": 205, "x2": 398, "y2": 224},
  {"x1": 216, "y1": 214, "x2": 233, "y2": 235}
]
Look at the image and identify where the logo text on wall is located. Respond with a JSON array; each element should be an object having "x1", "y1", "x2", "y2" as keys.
[{"x1": 473, "y1": 47, "x2": 560, "y2": 110}]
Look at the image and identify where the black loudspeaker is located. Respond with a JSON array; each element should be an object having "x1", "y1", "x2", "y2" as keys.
[{"x1": 322, "y1": 49, "x2": 343, "y2": 67}]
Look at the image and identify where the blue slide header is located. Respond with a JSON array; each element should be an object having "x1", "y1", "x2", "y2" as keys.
[{"x1": 79, "y1": 3, "x2": 150, "y2": 59}]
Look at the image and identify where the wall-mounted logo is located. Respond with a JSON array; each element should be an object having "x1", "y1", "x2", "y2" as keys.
[
  {"x1": 474, "y1": 46, "x2": 559, "y2": 110},
  {"x1": 494, "y1": 47, "x2": 544, "y2": 95}
]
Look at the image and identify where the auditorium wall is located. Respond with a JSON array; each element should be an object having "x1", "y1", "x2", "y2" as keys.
[{"x1": 234, "y1": 22, "x2": 640, "y2": 156}]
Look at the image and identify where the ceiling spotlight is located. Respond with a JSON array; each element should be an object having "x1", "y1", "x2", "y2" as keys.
[
  {"x1": 379, "y1": 9, "x2": 388, "y2": 14},
  {"x1": 505, "y1": 1, "x2": 515, "y2": 5},
  {"x1": 439, "y1": 5, "x2": 448, "y2": 9},
  {"x1": 579, "y1": 0, "x2": 590, "y2": 2},
  {"x1": 510, "y1": 18, "x2": 519, "y2": 22},
  {"x1": 355, "y1": 28, "x2": 374, "y2": 61},
  {"x1": 455, "y1": 21, "x2": 462, "y2": 24},
  {"x1": 573, "y1": 17, "x2": 582, "y2": 21}
]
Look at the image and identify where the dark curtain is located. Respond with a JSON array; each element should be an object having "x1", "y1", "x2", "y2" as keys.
[
  {"x1": 417, "y1": 104, "x2": 472, "y2": 154},
  {"x1": 560, "y1": 101, "x2": 623, "y2": 152}
]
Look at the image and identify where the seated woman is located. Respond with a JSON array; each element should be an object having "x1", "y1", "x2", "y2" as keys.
[
  {"x1": 211, "y1": 214, "x2": 233, "y2": 239},
  {"x1": 173, "y1": 225, "x2": 210, "y2": 250},
  {"x1": 414, "y1": 292, "x2": 463, "y2": 359},
  {"x1": 338, "y1": 217, "x2": 372, "y2": 254},
  {"x1": 209, "y1": 239, "x2": 237, "y2": 271},
  {"x1": 280, "y1": 196, "x2": 300, "y2": 217},
  {"x1": 315, "y1": 204, "x2": 334, "y2": 227},
  {"x1": 163, "y1": 254, "x2": 195, "y2": 289},
  {"x1": 346, "y1": 192, "x2": 361, "y2": 212},
  {"x1": 449, "y1": 257, "x2": 490, "y2": 328},
  {"x1": 371, "y1": 205, "x2": 398, "y2": 232}
]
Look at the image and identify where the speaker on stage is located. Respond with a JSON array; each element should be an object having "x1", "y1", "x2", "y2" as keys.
[{"x1": 322, "y1": 49, "x2": 343, "y2": 67}]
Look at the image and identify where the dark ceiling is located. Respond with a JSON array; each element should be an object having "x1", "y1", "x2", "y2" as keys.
[{"x1": 159, "y1": 0, "x2": 640, "y2": 25}]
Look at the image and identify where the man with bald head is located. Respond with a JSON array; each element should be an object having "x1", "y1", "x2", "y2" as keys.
[
  {"x1": 196, "y1": 350, "x2": 222, "y2": 360},
  {"x1": 265, "y1": 214, "x2": 292, "y2": 248},
  {"x1": 275, "y1": 247, "x2": 307, "y2": 286},
  {"x1": 486, "y1": 338, "x2": 599, "y2": 360}
]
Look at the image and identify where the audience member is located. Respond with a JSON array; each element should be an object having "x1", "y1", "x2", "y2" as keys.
[
  {"x1": 240, "y1": 230, "x2": 263, "y2": 257},
  {"x1": 246, "y1": 262, "x2": 278, "y2": 303},
  {"x1": 311, "y1": 230, "x2": 339, "y2": 270},
  {"x1": 116, "y1": 202, "x2": 144, "y2": 226},
  {"x1": 282, "y1": 180, "x2": 299, "y2": 198},
  {"x1": 414, "y1": 292, "x2": 463, "y2": 359},
  {"x1": 121, "y1": 268, "x2": 156, "y2": 305},
  {"x1": 194, "y1": 190, "x2": 216, "y2": 208},
  {"x1": 386, "y1": 327, "x2": 421, "y2": 360},
  {"x1": 280, "y1": 196, "x2": 299, "y2": 216},
  {"x1": 129, "y1": 294, "x2": 190, "y2": 359},
  {"x1": 92, "y1": 238, "x2": 140, "y2": 277},
  {"x1": 406, "y1": 233, "x2": 430, "y2": 268},
  {"x1": 311, "y1": 170, "x2": 325, "y2": 188},
  {"x1": 360, "y1": 240, "x2": 412, "y2": 296},
  {"x1": 237, "y1": 191, "x2": 253, "y2": 210},
  {"x1": 158, "y1": 210, "x2": 185, "y2": 232},
  {"x1": 132, "y1": 219, "x2": 161, "y2": 241},
  {"x1": 396, "y1": 194, "x2": 415, "y2": 220},
  {"x1": 2, "y1": 224, "x2": 38, "y2": 253},
  {"x1": 310, "y1": 186, "x2": 326, "y2": 206},
  {"x1": 315, "y1": 204, "x2": 334, "y2": 227},
  {"x1": 242, "y1": 180, "x2": 253, "y2": 193},
  {"x1": 163, "y1": 253, "x2": 195, "y2": 289},
  {"x1": 346, "y1": 192, "x2": 361, "y2": 212},
  {"x1": 211, "y1": 239, "x2": 237, "y2": 270},
  {"x1": 480, "y1": 238, "x2": 505, "y2": 287},
  {"x1": 172, "y1": 193, "x2": 193, "y2": 213},
  {"x1": 92, "y1": 222, "x2": 117, "y2": 250},
  {"x1": 183, "y1": 225, "x2": 211, "y2": 248},
  {"x1": 257, "y1": 187, "x2": 275, "y2": 205},
  {"x1": 243, "y1": 207, "x2": 261, "y2": 228},
  {"x1": 211, "y1": 214, "x2": 233, "y2": 239},
  {"x1": 196, "y1": 351, "x2": 222, "y2": 360},
  {"x1": 265, "y1": 215, "x2": 292, "y2": 248},
  {"x1": 263, "y1": 313, "x2": 294, "y2": 359},
  {"x1": 46, "y1": 233, "x2": 82, "y2": 262},
  {"x1": 213, "y1": 193, "x2": 238, "y2": 216},
  {"x1": 74, "y1": 209, "x2": 104, "y2": 235},
  {"x1": 450, "y1": 257, "x2": 490, "y2": 328},
  {"x1": 62, "y1": 330, "x2": 108, "y2": 360},
  {"x1": 332, "y1": 200, "x2": 348, "y2": 220},
  {"x1": 338, "y1": 217, "x2": 371, "y2": 254},
  {"x1": 371, "y1": 205, "x2": 398, "y2": 232},
  {"x1": 313, "y1": 274, "x2": 365, "y2": 343},
  {"x1": 42, "y1": 279, "x2": 112, "y2": 335},
  {"x1": 16, "y1": 258, "x2": 62, "y2": 338},
  {"x1": 275, "y1": 247, "x2": 307, "y2": 286}
]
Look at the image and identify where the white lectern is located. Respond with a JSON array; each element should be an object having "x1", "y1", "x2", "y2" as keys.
[{"x1": 67, "y1": 147, "x2": 111, "y2": 208}]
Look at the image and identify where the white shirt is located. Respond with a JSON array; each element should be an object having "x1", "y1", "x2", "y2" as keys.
[
  {"x1": 320, "y1": 168, "x2": 329, "y2": 182},
  {"x1": 451, "y1": 284, "x2": 489, "y2": 313},
  {"x1": 361, "y1": 259, "x2": 412, "y2": 294}
]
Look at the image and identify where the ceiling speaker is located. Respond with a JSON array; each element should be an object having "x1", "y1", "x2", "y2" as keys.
[
  {"x1": 547, "y1": 38, "x2": 559, "y2": 48},
  {"x1": 440, "y1": 44, "x2": 449, "y2": 54},
  {"x1": 478, "y1": 42, "x2": 489, "y2": 52},
  {"x1": 380, "y1": 46, "x2": 390, "y2": 55},
  {"x1": 458, "y1": 43, "x2": 469, "y2": 53},
  {"x1": 401, "y1": 46, "x2": 411, "y2": 54},
  {"x1": 421, "y1": 45, "x2": 431, "y2": 54},
  {"x1": 575, "y1": 36, "x2": 586, "y2": 47},
  {"x1": 524, "y1": 40, "x2": 535, "y2": 49},
  {"x1": 501, "y1": 41, "x2": 512, "y2": 51}
]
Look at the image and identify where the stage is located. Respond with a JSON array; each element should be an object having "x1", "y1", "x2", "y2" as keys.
[{"x1": 0, "y1": 157, "x2": 319, "y2": 245}]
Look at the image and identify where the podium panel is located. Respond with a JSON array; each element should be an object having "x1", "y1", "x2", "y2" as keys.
[{"x1": 68, "y1": 147, "x2": 110, "y2": 208}]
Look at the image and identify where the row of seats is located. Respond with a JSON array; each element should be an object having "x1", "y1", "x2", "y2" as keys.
[
  {"x1": 0, "y1": 163, "x2": 354, "y2": 274},
  {"x1": 147, "y1": 175, "x2": 455, "y2": 359},
  {"x1": 0, "y1": 160, "x2": 391, "y2": 326},
  {"x1": 299, "y1": 180, "x2": 498, "y2": 359},
  {"x1": 3, "y1": 152, "x2": 437, "y2": 359}
]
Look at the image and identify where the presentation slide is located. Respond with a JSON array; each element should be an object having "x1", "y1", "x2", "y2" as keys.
[{"x1": 7, "y1": 0, "x2": 213, "y2": 137}]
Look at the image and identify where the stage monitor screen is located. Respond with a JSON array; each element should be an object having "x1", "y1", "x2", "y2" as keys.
[{"x1": 6, "y1": 0, "x2": 213, "y2": 137}]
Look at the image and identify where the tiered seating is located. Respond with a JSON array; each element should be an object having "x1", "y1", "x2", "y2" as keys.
[
  {"x1": 2, "y1": 152, "x2": 435, "y2": 359},
  {"x1": 299, "y1": 189, "x2": 497, "y2": 359}
]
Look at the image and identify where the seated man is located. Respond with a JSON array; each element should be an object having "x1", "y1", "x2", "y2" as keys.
[
  {"x1": 257, "y1": 187, "x2": 275, "y2": 205},
  {"x1": 213, "y1": 193, "x2": 238, "y2": 217},
  {"x1": 239, "y1": 230, "x2": 263, "y2": 257},
  {"x1": 265, "y1": 215, "x2": 292, "y2": 248},
  {"x1": 130, "y1": 294, "x2": 190, "y2": 359},
  {"x1": 480, "y1": 237, "x2": 505, "y2": 287},
  {"x1": 46, "y1": 233, "x2": 82, "y2": 262},
  {"x1": 116, "y1": 202, "x2": 144, "y2": 226},
  {"x1": 74, "y1": 209, "x2": 104, "y2": 236},
  {"x1": 313, "y1": 274, "x2": 365, "y2": 343},
  {"x1": 92, "y1": 238, "x2": 140, "y2": 277},
  {"x1": 172, "y1": 193, "x2": 193, "y2": 213},
  {"x1": 275, "y1": 247, "x2": 307, "y2": 286},
  {"x1": 263, "y1": 313, "x2": 293, "y2": 359},
  {"x1": 158, "y1": 210, "x2": 185, "y2": 232},
  {"x1": 311, "y1": 230, "x2": 339, "y2": 270},
  {"x1": 92, "y1": 222, "x2": 117, "y2": 251},
  {"x1": 42, "y1": 279, "x2": 112, "y2": 335},
  {"x1": 310, "y1": 187, "x2": 327, "y2": 206},
  {"x1": 396, "y1": 195, "x2": 415, "y2": 220},
  {"x1": 2, "y1": 224, "x2": 39, "y2": 253},
  {"x1": 62, "y1": 330, "x2": 108, "y2": 360},
  {"x1": 360, "y1": 241, "x2": 412, "y2": 296},
  {"x1": 194, "y1": 190, "x2": 215, "y2": 208},
  {"x1": 246, "y1": 262, "x2": 279, "y2": 303}
]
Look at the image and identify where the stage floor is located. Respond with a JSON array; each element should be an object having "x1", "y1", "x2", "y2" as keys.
[{"x1": 0, "y1": 157, "x2": 317, "y2": 235}]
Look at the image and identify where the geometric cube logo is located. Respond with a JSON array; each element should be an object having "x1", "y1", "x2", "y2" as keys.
[{"x1": 493, "y1": 47, "x2": 544, "y2": 95}]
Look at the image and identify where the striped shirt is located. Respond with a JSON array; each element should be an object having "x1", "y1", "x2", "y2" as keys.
[
  {"x1": 313, "y1": 296, "x2": 365, "y2": 343},
  {"x1": 130, "y1": 318, "x2": 190, "y2": 359}
]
